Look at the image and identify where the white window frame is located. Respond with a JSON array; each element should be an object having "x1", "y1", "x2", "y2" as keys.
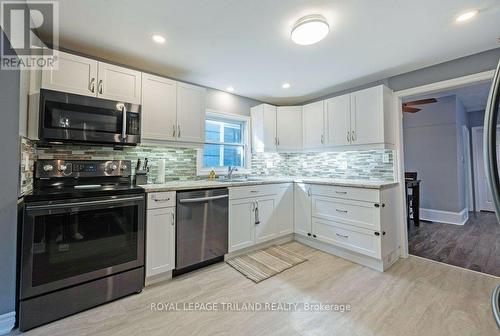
[{"x1": 197, "y1": 109, "x2": 251, "y2": 176}]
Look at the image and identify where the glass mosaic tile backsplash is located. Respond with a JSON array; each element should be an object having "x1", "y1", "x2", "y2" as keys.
[{"x1": 20, "y1": 137, "x2": 395, "y2": 195}]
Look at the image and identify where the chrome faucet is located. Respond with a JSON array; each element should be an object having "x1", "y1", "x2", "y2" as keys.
[{"x1": 227, "y1": 166, "x2": 238, "y2": 179}]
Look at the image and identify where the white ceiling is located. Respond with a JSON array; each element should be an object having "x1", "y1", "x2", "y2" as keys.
[{"x1": 37, "y1": 0, "x2": 500, "y2": 104}]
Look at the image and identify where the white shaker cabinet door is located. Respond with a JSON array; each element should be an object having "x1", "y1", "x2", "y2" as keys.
[
  {"x1": 41, "y1": 51, "x2": 98, "y2": 97},
  {"x1": 302, "y1": 101, "x2": 325, "y2": 149},
  {"x1": 97, "y1": 61, "x2": 142, "y2": 104},
  {"x1": 176, "y1": 82, "x2": 206, "y2": 143},
  {"x1": 325, "y1": 94, "x2": 351, "y2": 146},
  {"x1": 146, "y1": 207, "x2": 175, "y2": 277},
  {"x1": 350, "y1": 86, "x2": 384, "y2": 145},
  {"x1": 141, "y1": 74, "x2": 177, "y2": 141},
  {"x1": 276, "y1": 106, "x2": 302, "y2": 151},
  {"x1": 229, "y1": 200, "x2": 255, "y2": 252}
]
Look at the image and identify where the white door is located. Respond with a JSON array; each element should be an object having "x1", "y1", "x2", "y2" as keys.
[
  {"x1": 276, "y1": 106, "x2": 302, "y2": 151},
  {"x1": 176, "y1": 82, "x2": 206, "y2": 143},
  {"x1": 275, "y1": 184, "x2": 294, "y2": 236},
  {"x1": 229, "y1": 200, "x2": 254, "y2": 252},
  {"x1": 325, "y1": 94, "x2": 351, "y2": 146},
  {"x1": 350, "y1": 86, "x2": 383, "y2": 144},
  {"x1": 474, "y1": 127, "x2": 500, "y2": 212},
  {"x1": 41, "y1": 51, "x2": 98, "y2": 97},
  {"x1": 294, "y1": 183, "x2": 312, "y2": 236},
  {"x1": 254, "y1": 197, "x2": 277, "y2": 243},
  {"x1": 97, "y1": 62, "x2": 142, "y2": 104},
  {"x1": 146, "y1": 207, "x2": 175, "y2": 277},
  {"x1": 141, "y1": 74, "x2": 177, "y2": 141},
  {"x1": 302, "y1": 101, "x2": 325, "y2": 149}
]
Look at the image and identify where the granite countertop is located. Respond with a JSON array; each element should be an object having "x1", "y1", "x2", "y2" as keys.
[{"x1": 140, "y1": 177, "x2": 398, "y2": 192}]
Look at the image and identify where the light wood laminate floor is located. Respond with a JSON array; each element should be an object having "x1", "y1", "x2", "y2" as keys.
[{"x1": 16, "y1": 242, "x2": 500, "y2": 336}]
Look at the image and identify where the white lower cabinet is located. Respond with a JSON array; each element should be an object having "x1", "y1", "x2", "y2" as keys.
[
  {"x1": 294, "y1": 183, "x2": 399, "y2": 271},
  {"x1": 229, "y1": 183, "x2": 293, "y2": 253},
  {"x1": 146, "y1": 192, "x2": 176, "y2": 279}
]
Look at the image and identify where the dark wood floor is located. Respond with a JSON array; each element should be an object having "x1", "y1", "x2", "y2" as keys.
[{"x1": 408, "y1": 211, "x2": 500, "y2": 277}]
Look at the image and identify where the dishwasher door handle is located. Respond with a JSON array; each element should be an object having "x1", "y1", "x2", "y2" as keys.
[{"x1": 178, "y1": 194, "x2": 228, "y2": 203}]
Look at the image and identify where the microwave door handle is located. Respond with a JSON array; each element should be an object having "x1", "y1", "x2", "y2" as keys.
[
  {"x1": 484, "y1": 58, "x2": 500, "y2": 222},
  {"x1": 121, "y1": 104, "x2": 127, "y2": 140}
]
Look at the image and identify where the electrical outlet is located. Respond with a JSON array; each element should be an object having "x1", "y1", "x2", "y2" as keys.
[
  {"x1": 383, "y1": 153, "x2": 391, "y2": 163},
  {"x1": 266, "y1": 160, "x2": 274, "y2": 168},
  {"x1": 339, "y1": 160, "x2": 348, "y2": 169}
]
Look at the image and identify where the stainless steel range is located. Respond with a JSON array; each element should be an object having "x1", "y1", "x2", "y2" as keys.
[{"x1": 19, "y1": 160, "x2": 145, "y2": 331}]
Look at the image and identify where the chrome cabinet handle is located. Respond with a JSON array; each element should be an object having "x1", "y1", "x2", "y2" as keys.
[
  {"x1": 321, "y1": 134, "x2": 324, "y2": 144},
  {"x1": 274, "y1": 137, "x2": 278, "y2": 146},
  {"x1": 254, "y1": 201, "x2": 260, "y2": 225},
  {"x1": 277, "y1": 138, "x2": 280, "y2": 146},
  {"x1": 250, "y1": 190, "x2": 259, "y2": 193},
  {"x1": 177, "y1": 125, "x2": 181, "y2": 138},
  {"x1": 89, "y1": 78, "x2": 95, "y2": 93},
  {"x1": 335, "y1": 191, "x2": 347, "y2": 194},
  {"x1": 336, "y1": 233, "x2": 349, "y2": 238},
  {"x1": 154, "y1": 197, "x2": 170, "y2": 202},
  {"x1": 336, "y1": 209, "x2": 348, "y2": 213},
  {"x1": 347, "y1": 131, "x2": 350, "y2": 143},
  {"x1": 172, "y1": 124, "x2": 176, "y2": 138},
  {"x1": 307, "y1": 188, "x2": 311, "y2": 197},
  {"x1": 251, "y1": 201, "x2": 255, "y2": 212},
  {"x1": 351, "y1": 130, "x2": 356, "y2": 143},
  {"x1": 171, "y1": 212, "x2": 175, "y2": 226},
  {"x1": 98, "y1": 80, "x2": 103, "y2": 94}
]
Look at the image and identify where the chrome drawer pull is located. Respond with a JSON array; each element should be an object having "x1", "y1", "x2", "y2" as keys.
[
  {"x1": 250, "y1": 190, "x2": 259, "y2": 193},
  {"x1": 335, "y1": 191, "x2": 347, "y2": 194},
  {"x1": 336, "y1": 209, "x2": 348, "y2": 213},
  {"x1": 154, "y1": 197, "x2": 171, "y2": 202},
  {"x1": 336, "y1": 233, "x2": 349, "y2": 238}
]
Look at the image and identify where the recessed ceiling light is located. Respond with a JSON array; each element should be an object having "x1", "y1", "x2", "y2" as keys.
[
  {"x1": 226, "y1": 87, "x2": 234, "y2": 92},
  {"x1": 291, "y1": 14, "x2": 329, "y2": 45},
  {"x1": 456, "y1": 10, "x2": 479, "y2": 23},
  {"x1": 282, "y1": 83, "x2": 291, "y2": 89},
  {"x1": 152, "y1": 34, "x2": 166, "y2": 44}
]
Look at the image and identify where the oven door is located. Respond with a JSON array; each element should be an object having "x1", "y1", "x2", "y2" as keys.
[
  {"x1": 39, "y1": 89, "x2": 141, "y2": 145},
  {"x1": 20, "y1": 194, "x2": 145, "y2": 299}
]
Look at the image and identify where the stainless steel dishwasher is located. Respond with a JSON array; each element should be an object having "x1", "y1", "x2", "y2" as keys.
[{"x1": 174, "y1": 188, "x2": 228, "y2": 275}]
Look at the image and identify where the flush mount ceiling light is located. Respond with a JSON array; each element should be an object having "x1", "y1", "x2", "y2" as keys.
[
  {"x1": 282, "y1": 83, "x2": 291, "y2": 89},
  {"x1": 291, "y1": 14, "x2": 329, "y2": 45},
  {"x1": 455, "y1": 10, "x2": 479, "y2": 23},
  {"x1": 226, "y1": 87, "x2": 234, "y2": 92},
  {"x1": 152, "y1": 34, "x2": 166, "y2": 44}
]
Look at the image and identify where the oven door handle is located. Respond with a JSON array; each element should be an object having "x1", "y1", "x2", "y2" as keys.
[
  {"x1": 179, "y1": 194, "x2": 228, "y2": 204},
  {"x1": 26, "y1": 196, "x2": 144, "y2": 211}
]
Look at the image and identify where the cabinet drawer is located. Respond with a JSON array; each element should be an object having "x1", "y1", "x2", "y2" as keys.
[
  {"x1": 147, "y1": 191, "x2": 176, "y2": 209},
  {"x1": 311, "y1": 184, "x2": 379, "y2": 203},
  {"x1": 229, "y1": 184, "x2": 282, "y2": 200},
  {"x1": 312, "y1": 196, "x2": 380, "y2": 230},
  {"x1": 313, "y1": 219, "x2": 381, "y2": 259}
]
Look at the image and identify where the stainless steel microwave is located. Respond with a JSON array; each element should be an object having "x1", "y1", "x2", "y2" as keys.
[{"x1": 34, "y1": 89, "x2": 141, "y2": 146}]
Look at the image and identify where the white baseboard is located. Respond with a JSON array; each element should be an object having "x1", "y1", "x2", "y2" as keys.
[
  {"x1": 0, "y1": 311, "x2": 15, "y2": 335},
  {"x1": 419, "y1": 208, "x2": 469, "y2": 225}
]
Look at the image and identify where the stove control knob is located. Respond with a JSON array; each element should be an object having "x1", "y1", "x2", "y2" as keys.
[
  {"x1": 58, "y1": 164, "x2": 68, "y2": 172},
  {"x1": 121, "y1": 165, "x2": 127, "y2": 170},
  {"x1": 110, "y1": 164, "x2": 118, "y2": 171},
  {"x1": 43, "y1": 164, "x2": 53, "y2": 172}
]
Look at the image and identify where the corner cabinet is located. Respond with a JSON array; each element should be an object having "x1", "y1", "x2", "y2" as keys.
[
  {"x1": 302, "y1": 101, "x2": 325, "y2": 149},
  {"x1": 41, "y1": 50, "x2": 142, "y2": 104},
  {"x1": 276, "y1": 106, "x2": 302, "y2": 151},
  {"x1": 141, "y1": 76, "x2": 206, "y2": 144}
]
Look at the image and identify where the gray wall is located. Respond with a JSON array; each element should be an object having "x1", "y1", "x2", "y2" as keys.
[
  {"x1": 303, "y1": 47, "x2": 500, "y2": 104},
  {"x1": 0, "y1": 32, "x2": 20, "y2": 315},
  {"x1": 206, "y1": 89, "x2": 260, "y2": 116},
  {"x1": 455, "y1": 99, "x2": 468, "y2": 211},
  {"x1": 403, "y1": 96, "x2": 463, "y2": 212}
]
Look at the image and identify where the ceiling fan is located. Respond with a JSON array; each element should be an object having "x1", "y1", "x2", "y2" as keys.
[{"x1": 402, "y1": 98, "x2": 437, "y2": 113}]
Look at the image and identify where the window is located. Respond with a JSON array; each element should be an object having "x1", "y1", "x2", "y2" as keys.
[{"x1": 197, "y1": 111, "x2": 250, "y2": 175}]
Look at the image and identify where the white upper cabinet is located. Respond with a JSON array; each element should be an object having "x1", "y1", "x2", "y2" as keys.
[
  {"x1": 176, "y1": 82, "x2": 206, "y2": 143},
  {"x1": 251, "y1": 104, "x2": 277, "y2": 153},
  {"x1": 41, "y1": 51, "x2": 141, "y2": 104},
  {"x1": 325, "y1": 94, "x2": 351, "y2": 146},
  {"x1": 302, "y1": 101, "x2": 325, "y2": 149},
  {"x1": 41, "y1": 51, "x2": 98, "y2": 97},
  {"x1": 141, "y1": 74, "x2": 177, "y2": 141},
  {"x1": 97, "y1": 62, "x2": 142, "y2": 104},
  {"x1": 276, "y1": 106, "x2": 302, "y2": 151},
  {"x1": 351, "y1": 86, "x2": 388, "y2": 145}
]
